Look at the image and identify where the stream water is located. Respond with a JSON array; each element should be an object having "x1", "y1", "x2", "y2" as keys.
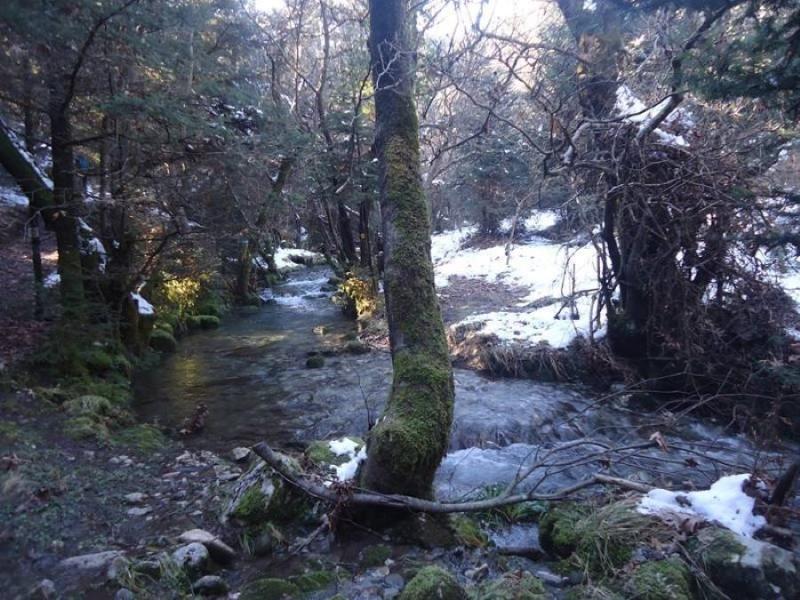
[{"x1": 135, "y1": 267, "x2": 791, "y2": 501}]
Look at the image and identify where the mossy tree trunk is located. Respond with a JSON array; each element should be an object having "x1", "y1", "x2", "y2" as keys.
[
  {"x1": 49, "y1": 77, "x2": 87, "y2": 321},
  {"x1": 360, "y1": 0, "x2": 455, "y2": 499},
  {"x1": 0, "y1": 111, "x2": 86, "y2": 321}
]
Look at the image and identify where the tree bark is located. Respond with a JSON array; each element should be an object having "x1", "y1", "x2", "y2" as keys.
[
  {"x1": 360, "y1": 0, "x2": 455, "y2": 500},
  {"x1": 49, "y1": 76, "x2": 87, "y2": 320}
]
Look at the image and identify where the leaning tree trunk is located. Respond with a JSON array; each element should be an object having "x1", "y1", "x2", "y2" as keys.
[{"x1": 360, "y1": 0, "x2": 455, "y2": 499}]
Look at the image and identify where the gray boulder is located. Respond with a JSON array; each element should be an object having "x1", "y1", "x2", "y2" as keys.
[
  {"x1": 689, "y1": 527, "x2": 799, "y2": 599},
  {"x1": 192, "y1": 575, "x2": 229, "y2": 596},
  {"x1": 178, "y1": 529, "x2": 236, "y2": 564},
  {"x1": 171, "y1": 542, "x2": 209, "y2": 575}
]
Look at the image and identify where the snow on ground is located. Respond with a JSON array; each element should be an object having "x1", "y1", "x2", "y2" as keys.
[
  {"x1": 44, "y1": 272, "x2": 60, "y2": 288},
  {"x1": 0, "y1": 183, "x2": 28, "y2": 207},
  {"x1": 637, "y1": 474, "x2": 766, "y2": 537},
  {"x1": 273, "y1": 247, "x2": 325, "y2": 272},
  {"x1": 431, "y1": 226, "x2": 476, "y2": 265},
  {"x1": 456, "y1": 295, "x2": 603, "y2": 348},
  {"x1": 431, "y1": 217, "x2": 602, "y2": 348},
  {"x1": 499, "y1": 210, "x2": 560, "y2": 234},
  {"x1": 323, "y1": 437, "x2": 367, "y2": 483},
  {"x1": 130, "y1": 292, "x2": 155, "y2": 316}
]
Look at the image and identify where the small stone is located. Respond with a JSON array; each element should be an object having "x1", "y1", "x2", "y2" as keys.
[
  {"x1": 172, "y1": 542, "x2": 209, "y2": 574},
  {"x1": 535, "y1": 570, "x2": 567, "y2": 587},
  {"x1": 126, "y1": 506, "x2": 152, "y2": 517},
  {"x1": 192, "y1": 575, "x2": 229, "y2": 596},
  {"x1": 124, "y1": 492, "x2": 147, "y2": 504},
  {"x1": 114, "y1": 589, "x2": 135, "y2": 600},
  {"x1": 232, "y1": 447, "x2": 251, "y2": 463},
  {"x1": 177, "y1": 529, "x2": 237, "y2": 564},
  {"x1": 58, "y1": 550, "x2": 124, "y2": 572}
]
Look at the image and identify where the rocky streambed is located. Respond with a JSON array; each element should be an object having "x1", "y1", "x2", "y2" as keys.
[{"x1": 3, "y1": 264, "x2": 798, "y2": 599}]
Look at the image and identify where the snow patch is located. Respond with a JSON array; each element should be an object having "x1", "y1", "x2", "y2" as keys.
[
  {"x1": 454, "y1": 294, "x2": 603, "y2": 348},
  {"x1": 637, "y1": 474, "x2": 766, "y2": 537},
  {"x1": 0, "y1": 184, "x2": 28, "y2": 206},
  {"x1": 44, "y1": 272, "x2": 60, "y2": 288},
  {"x1": 273, "y1": 247, "x2": 324, "y2": 272},
  {"x1": 130, "y1": 292, "x2": 155, "y2": 316},
  {"x1": 323, "y1": 437, "x2": 367, "y2": 483}
]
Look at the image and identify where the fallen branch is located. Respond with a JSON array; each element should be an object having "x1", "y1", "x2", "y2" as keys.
[{"x1": 251, "y1": 442, "x2": 652, "y2": 515}]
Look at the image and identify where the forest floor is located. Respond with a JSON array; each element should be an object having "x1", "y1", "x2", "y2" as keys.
[
  {"x1": 0, "y1": 202, "x2": 57, "y2": 369},
  {"x1": 0, "y1": 384, "x2": 251, "y2": 599}
]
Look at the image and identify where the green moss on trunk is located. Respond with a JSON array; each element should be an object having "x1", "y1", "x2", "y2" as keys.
[{"x1": 361, "y1": 0, "x2": 455, "y2": 502}]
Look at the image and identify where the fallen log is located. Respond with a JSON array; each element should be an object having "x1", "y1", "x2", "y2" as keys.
[{"x1": 251, "y1": 441, "x2": 651, "y2": 515}]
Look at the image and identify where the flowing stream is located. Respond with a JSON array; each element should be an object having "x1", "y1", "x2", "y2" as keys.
[{"x1": 135, "y1": 267, "x2": 790, "y2": 501}]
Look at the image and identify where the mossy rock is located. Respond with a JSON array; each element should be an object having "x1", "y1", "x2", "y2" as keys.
[
  {"x1": 239, "y1": 577, "x2": 299, "y2": 600},
  {"x1": 564, "y1": 585, "x2": 624, "y2": 600},
  {"x1": 306, "y1": 355, "x2": 325, "y2": 369},
  {"x1": 343, "y1": 339, "x2": 370, "y2": 354},
  {"x1": 196, "y1": 297, "x2": 225, "y2": 317},
  {"x1": 64, "y1": 416, "x2": 109, "y2": 442},
  {"x1": 64, "y1": 395, "x2": 113, "y2": 418},
  {"x1": 305, "y1": 438, "x2": 364, "y2": 468},
  {"x1": 112, "y1": 424, "x2": 167, "y2": 452},
  {"x1": 452, "y1": 515, "x2": 489, "y2": 548},
  {"x1": 154, "y1": 321, "x2": 174, "y2": 335},
  {"x1": 0, "y1": 421, "x2": 21, "y2": 444},
  {"x1": 80, "y1": 347, "x2": 115, "y2": 373},
  {"x1": 224, "y1": 458, "x2": 311, "y2": 528},
  {"x1": 473, "y1": 572, "x2": 548, "y2": 600},
  {"x1": 187, "y1": 315, "x2": 220, "y2": 330},
  {"x1": 360, "y1": 544, "x2": 392, "y2": 568},
  {"x1": 538, "y1": 502, "x2": 589, "y2": 557},
  {"x1": 291, "y1": 570, "x2": 337, "y2": 593},
  {"x1": 150, "y1": 329, "x2": 178, "y2": 352},
  {"x1": 625, "y1": 558, "x2": 693, "y2": 600},
  {"x1": 687, "y1": 527, "x2": 800, "y2": 600},
  {"x1": 399, "y1": 566, "x2": 467, "y2": 600}
]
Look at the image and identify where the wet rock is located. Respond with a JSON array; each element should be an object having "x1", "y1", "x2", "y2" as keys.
[
  {"x1": 172, "y1": 542, "x2": 209, "y2": 574},
  {"x1": 58, "y1": 550, "x2": 124, "y2": 572},
  {"x1": 178, "y1": 529, "x2": 237, "y2": 564},
  {"x1": 385, "y1": 573, "x2": 405, "y2": 589},
  {"x1": 123, "y1": 492, "x2": 147, "y2": 504},
  {"x1": 688, "y1": 527, "x2": 800, "y2": 600},
  {"x1": 192, "y1": 575, "x2": 229, "y2": 596},
  {"x1": 398, "y1": 566, "x2": 467, "y2": 600},
  {"x1": 114, "y1": 589, "x2": 135, "y2": 600},
  {"x1": 344, "y1": 340, "x2": 370, "y2": 355},
  {"x1": 306, "y1": 355, "x2": 325, "y2": 368},
  {"x1": 240, "y1": 578, "x2": 300, "y2": 600},
  {"x1": 126, "y1": 506, "x2": 152, "y2": 517},
  {"x1": 473, "y1": 572, "x2": 548, "y2": 599},
  {"x1": 232, "y1": 447, "x2": 251, "y2": 463}
]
